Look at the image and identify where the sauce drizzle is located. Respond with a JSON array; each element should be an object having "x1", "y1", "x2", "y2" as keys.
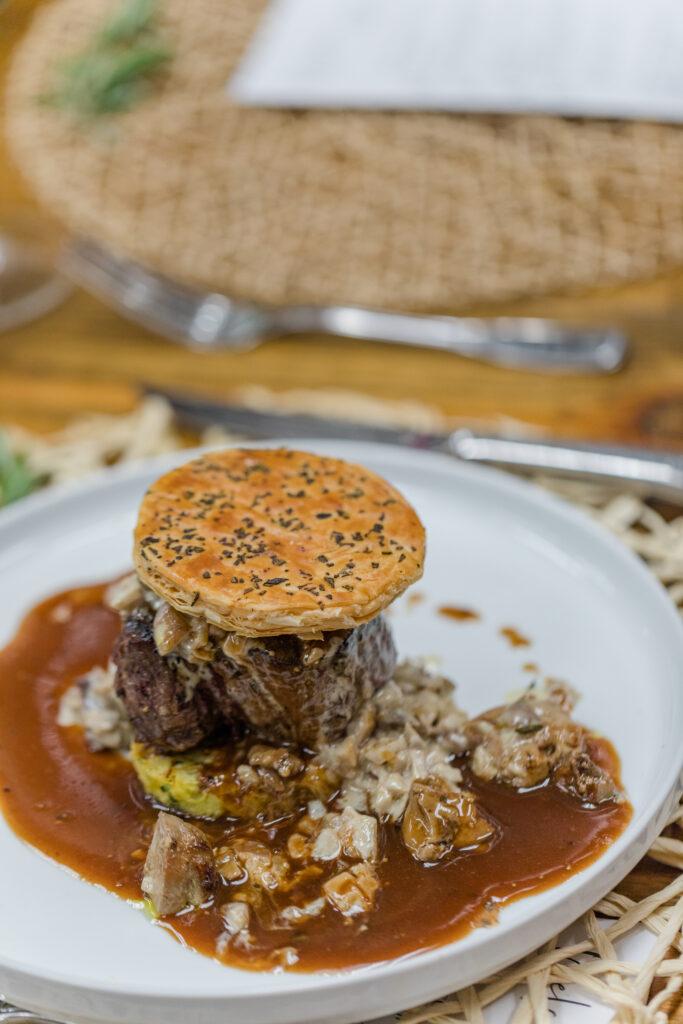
[
  {"x1": 438, "y1": 605, "x2": 480, "y2": 622},
  {"x1": 0, "y1": 584, "x2": 631, "y2": 972},
  {"x1": 500, "y1": 626, "x2": 531, "y2": 648}
]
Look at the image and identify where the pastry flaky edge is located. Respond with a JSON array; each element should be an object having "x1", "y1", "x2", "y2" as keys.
[{"x1": 133, "y1": 448, "x2": 425, "y2": 638}]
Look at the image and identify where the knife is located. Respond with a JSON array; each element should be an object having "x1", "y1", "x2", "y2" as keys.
[{"x1": 149, "y1": 387, "x2": 683, "y2": 502}]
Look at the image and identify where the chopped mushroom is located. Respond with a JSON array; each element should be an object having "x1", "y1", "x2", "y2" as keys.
[
  {"x1": 224, "y1": 838, "x2": 290, "y2": 891},
  {"x1": 280, "y1": 897, "x2": 326, "y2": 923},
  {"x1": 153, "y1": 603, "x2": 190, "y2": 657},
  {"x1": 401, "y1": 779, "x2": 494, "y2": 862},
  {"x1": 217, "y1": 900, "x2": 253, "y2": 955},
  {"x1": 307, "y1": 799, "x2": 326, "y2": 820},
  {"x1": 271, "y1": 946, "x2": 300, "y2": 967},
  {"x1": 543, "y1": 679, "x2": 579, "y2": 712},
  {"x1": 215, "y1": 846, "x2": 246, "y2": 883},
  {"x1": 467, "y1": 696, "x2": 584, "y2": 788},
  {"x1": 57, "y1": 663, "x2": 132, "y2": 752},
  {"x1": 323, "y1": 862, "x2": 379, "y2": 917},
  {"x1": 312, "y1": 827, "x2": 342, "y2": 862},
  {"x1": 329, "y1": 806, "x2": 379, "y2": 863},
  {"x1": 556, "y1": 750, "x2": 621, "y2": 805},
  {"x1": 222, "y1": 900, "x2": 251, "y2": 936},
  {"x1": 247, "y1": 745, "x2": 304, "y2": 779},
  {"x1": 316, "y1": 659, "x2": 467, "y2": 823},
  {"x1": 287, "y1": 832, "x2": 311, "y2": 860},
  {"x1": 469, "y1": 723, "x2": 555, "y2": 788},
  {"x1": 466, "y1": 694, "x2": 621, "y2": 802},
  {"x1": 339, "y1": 806, "x2": 378, "y2": 862},
  {"x1": 141, "y1": 812, "x2": 216, "y2": 916},
  {"x1": 310, "y1": 805, "x2": 379, "y2": 864}
]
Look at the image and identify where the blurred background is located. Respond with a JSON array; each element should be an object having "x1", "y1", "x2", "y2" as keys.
[{"x1": 1, "y1": 0, "x2": 682, "y2": 469}]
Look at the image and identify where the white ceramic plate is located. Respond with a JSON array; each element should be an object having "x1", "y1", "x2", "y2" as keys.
[{"x1": 0, "y1": 441, "x2": 681, "y2": 1024}]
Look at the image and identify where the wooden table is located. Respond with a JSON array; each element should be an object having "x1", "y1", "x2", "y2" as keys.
[
  {"x1": 1, "y1": 1, "x2": 683, "y2": 441},
  {"x1": 2, "y1": 1, "x2": 682, "y2": 1016}
]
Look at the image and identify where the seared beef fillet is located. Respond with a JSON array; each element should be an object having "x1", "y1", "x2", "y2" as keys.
[
  {"x1": 113, "y1": 610, "x2": 396, "y2": 753},
  {"x1": 209, "y1": 617, "x2": 396, "y2": 749},
  {"x1": 113, "y1": 611, "x2": 221, "y2": 752}
]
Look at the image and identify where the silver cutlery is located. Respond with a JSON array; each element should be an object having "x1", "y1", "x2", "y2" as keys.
[
  {"x1": 150, "y1": 386, "x2": 683, "y2": 502},
  {"x1": 0, "y1": 1002, "x2": 61, "y2": 1023},
  {"x1": 62, "y1": 239, "x2": 627, "y2": 374}
]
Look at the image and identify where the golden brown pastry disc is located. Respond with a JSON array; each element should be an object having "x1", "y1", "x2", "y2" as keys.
[{"x1": 134, "y1": 449, "x2": 425, "y2": 637}]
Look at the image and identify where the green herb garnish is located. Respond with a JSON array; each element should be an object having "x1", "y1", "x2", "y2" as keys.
[
  {"x1": 515, "y1": 722, "x2": 543, "y2": 735},
  {"x1": 41, "y1": 0, "x2": 171, "y2": 119},
  {"x1": 0, "y1": 434, "x2": 40, "y2": 507},
  {"x1": 99, "y1": 0, "x2": 158, "y2": 44}
]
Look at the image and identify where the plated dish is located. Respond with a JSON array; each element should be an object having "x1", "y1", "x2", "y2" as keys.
[{"x1": 0, "y1": 442, "x2": 680, "y2": 1024}]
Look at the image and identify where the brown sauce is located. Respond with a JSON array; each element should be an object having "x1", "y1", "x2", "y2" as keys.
[
  {"x1": 0, "y1": 584, "x2": 631, "y2": 972},
  {"x1": 500, "y1": 626, "x2": 531, "y2": 648},
  {"x1": 522, "y1": 662, "x2": 540, "y2": 673},
  {"x1": 438, "y1": 605, "x2": 480, "y2": 622}
]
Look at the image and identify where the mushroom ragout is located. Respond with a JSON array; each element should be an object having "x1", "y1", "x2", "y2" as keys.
[{"x1": 0, "y1": 449, "x2": 631, "y2": 971}]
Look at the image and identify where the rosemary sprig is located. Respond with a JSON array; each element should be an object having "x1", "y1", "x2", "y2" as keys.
[
  {"x1": 99, "y1": 0, "x2": 158, "y2": 45},
  {"x1": 0, "y1": 434, "x2": 40, "y2": 507},
  {"x1": 41, "y1": 0, "x2": 171, "y2": 119}
]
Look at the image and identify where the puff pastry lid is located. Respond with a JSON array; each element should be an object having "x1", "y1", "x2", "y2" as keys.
[{"x1": 134, "y1": 448, "x2": 425, "y2": 637}]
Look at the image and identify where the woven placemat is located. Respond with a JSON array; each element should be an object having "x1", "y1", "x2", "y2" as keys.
[{"x1": 8, "y1": 0, "x2": 683, "y2": 311}]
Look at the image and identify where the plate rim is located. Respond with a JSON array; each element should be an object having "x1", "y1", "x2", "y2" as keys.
[{"x1": 0, "y1": 440, "x2": 682, "y2": 1023}]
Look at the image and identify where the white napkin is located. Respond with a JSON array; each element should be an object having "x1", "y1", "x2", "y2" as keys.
[{"x1": 230, "y1": 0, "x2": 683, "y2": 122}]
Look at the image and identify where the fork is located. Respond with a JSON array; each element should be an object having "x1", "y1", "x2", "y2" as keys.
[{"x1": 62, "y1": 238, "x2": 627, "y2": 373}]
